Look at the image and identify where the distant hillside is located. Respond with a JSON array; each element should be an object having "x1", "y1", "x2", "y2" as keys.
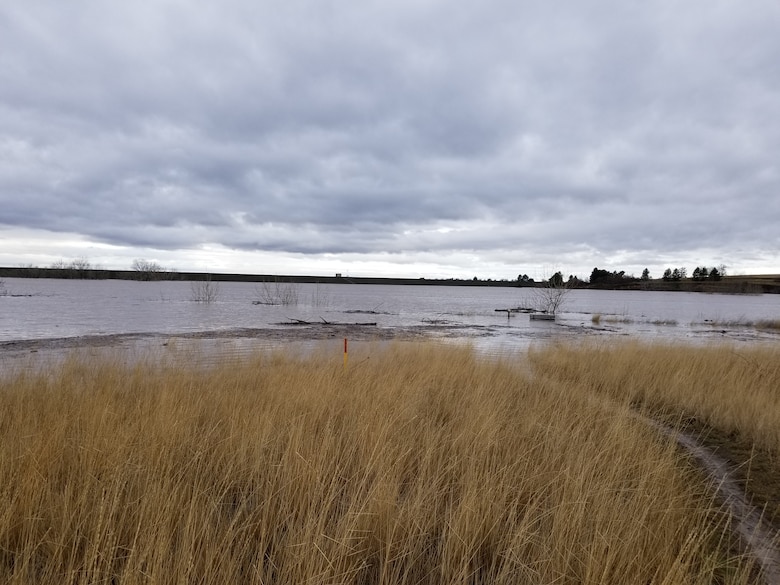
[
  {"x1": 2, "y1": 267, "x2": 778, "y2": 293},
  {"x1": 0, "y1": 267, "x2": 519, "y2": 287}
]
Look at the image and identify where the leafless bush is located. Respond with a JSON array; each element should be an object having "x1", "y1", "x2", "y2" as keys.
[
  {"x1": 531, "y1": 278, "x2": 572, "y2": 316},
  {"x1": 254, "y1": 279, "x2": 300, "y2": 306},
  {"x1": 191, "y1": 277, "x2": 219, "y2": 303},
  {"x1": 310, "y1": 282, "x2": 330, "y2": 307}
]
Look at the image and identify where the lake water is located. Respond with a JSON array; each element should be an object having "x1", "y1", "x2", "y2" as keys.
[{"x1": 1, "y1": 278, "x2": 779, "y2": 361}]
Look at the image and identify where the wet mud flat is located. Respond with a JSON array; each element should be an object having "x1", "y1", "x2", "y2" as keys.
[
  {"x1": 0, "y1": 322, "x2": 475, "y2": 353},
  {"x1": 0, "y1": 322, "x2": 492, "y2": 373},
  {"x1": 0, "y1": 318, "x2": 600, "y2": 367}
]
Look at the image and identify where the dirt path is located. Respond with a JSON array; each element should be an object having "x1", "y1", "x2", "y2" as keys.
[{"x1": 646, "y1": 418, "x2": 780, "y2": 585}]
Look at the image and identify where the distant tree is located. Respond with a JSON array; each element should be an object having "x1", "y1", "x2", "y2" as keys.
[
  {"x1": 589, "y1": 267, "x2": 637, "y2": 286},
  {"x1": 590, "y1": 267, "x2": 610, "y2": 284},
  {"x1": 692, "y1": 266, "x2": 706, "y2": 281},
  {"x1": 662, "y1": 268, "x2": 673, "y2": 281},
  {"x1": 641, "y1": 268, "x2": 651, "y2": 280},
  {"x1": 671, "y1": 268, "x2": 681, "y2": 281},
  {"x1": 50, "y1": 257, "x2": 91, "y2": 278},
  {"x1": 709, "y1": 267, "x2": 722, "y2": 281},
  {"x1": 70, "y1": 257, "x2": 91, "y2": 271},
  {"x1": 548, "y1": 271, "x2": 564, "y2": 287},
  {"x1": 132, "y1": 258, "x2": 164, "y2": 280}
]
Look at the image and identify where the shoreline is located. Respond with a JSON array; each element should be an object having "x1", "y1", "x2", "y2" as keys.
[{"x1": 2, "y1": 318, "x2": 779, "y2": 364}]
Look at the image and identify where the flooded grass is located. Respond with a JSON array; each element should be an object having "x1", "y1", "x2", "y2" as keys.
[
  {"x1": 591, "y1": 313, "x2": 678, "y2": 327},
  {"x1": 651, "y1": 318, "x2": 679, "y2": 326},
  {"x1": 590, "y1": 313, "x2": 634, "y2": 325},
  {"x1": 0, "y1": 342, "x2": 761, "y2": 584},
  {"x1": 701, "y1": 318, "x2": 780, "y2": 330}
]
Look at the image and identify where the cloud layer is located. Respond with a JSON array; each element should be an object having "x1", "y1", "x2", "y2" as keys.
[{"x1": 2, "y1": 0, "x2": 779, "y2": 278}]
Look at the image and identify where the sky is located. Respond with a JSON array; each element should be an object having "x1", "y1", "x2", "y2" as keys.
[{"x1": 1, "y1": 1, "x2": 779, "y2": 281}]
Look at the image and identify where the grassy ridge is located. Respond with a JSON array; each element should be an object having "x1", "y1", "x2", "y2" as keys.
[{"x1": 0, "y1": 344, "x2": 758, "y2": 584}]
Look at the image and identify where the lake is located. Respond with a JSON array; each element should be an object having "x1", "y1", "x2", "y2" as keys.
[{"x1": 1, "y1": 278, "x2": 779, "y2": 361}]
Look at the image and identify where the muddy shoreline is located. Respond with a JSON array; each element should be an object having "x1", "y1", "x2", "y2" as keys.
[
  {"x1": 1, "y1": 319, "x2": 611, "y2": 363},
  {"x1": 0, "y1": 324, "x2": 493, "y2": 371}
]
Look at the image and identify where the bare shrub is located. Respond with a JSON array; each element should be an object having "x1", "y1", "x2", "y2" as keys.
[
  {"x1": 310, "y1": 282, "x2": 330, "y2": 307},
  {"x1": 254, "y1": 279, "x2": 299, "y2": 305},
  {"x1": 531, "y1": 278, "x2": 572, "y2": 316},
  {"x1": 190, "y1": 277, "x2": 219, "y2": 303}
]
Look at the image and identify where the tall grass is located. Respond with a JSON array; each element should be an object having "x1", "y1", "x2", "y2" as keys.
[
  {"x1": 529, "y1": 341, "x2": 780, "y2": 456},
  {"x1": 529, "y1": 341, "x2": 780, "y2": 530},
  {"x1": 0, "y1": 343, "x2": 754, "y2": 584}
]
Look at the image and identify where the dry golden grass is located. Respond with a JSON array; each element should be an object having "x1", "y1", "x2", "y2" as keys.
[
  {"x1": 529, "y1": 341, "x2": 780, "y2": 528},
  {"x1": 0, "y1": 343, "x2": 756, "y2": 584},
  {"x1": 528, "y1": 341, "x2": 780, "y2": 456}
]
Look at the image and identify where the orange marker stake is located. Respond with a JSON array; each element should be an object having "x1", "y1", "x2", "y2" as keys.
[{"x1": 343, "y1": 338, "x2": 348, "y2": 369}]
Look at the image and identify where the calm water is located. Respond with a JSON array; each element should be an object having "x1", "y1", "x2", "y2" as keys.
[{"x1": 2, "y1": 278, "x2": 780, "y2": 351}]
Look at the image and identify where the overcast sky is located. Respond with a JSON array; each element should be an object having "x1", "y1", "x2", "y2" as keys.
[{"x1": 1, "y1": 1, "x2": 778, "y2": 280}]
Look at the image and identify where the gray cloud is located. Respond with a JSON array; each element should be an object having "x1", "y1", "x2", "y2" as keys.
[{"x1": 1, "y1": 0, "x2": 779, "y2": 277}]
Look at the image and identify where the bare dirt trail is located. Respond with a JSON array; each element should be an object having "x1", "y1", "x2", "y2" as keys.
[{"x1": 646, "y1": 418, "x2": 780, "y2": 585}]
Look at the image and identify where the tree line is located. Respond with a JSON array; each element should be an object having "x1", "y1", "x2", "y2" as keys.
[
  {"x1": 589, "y1": 265, "x2": 727, "y2": 286},
  {"x1": 663, "y1": 266, "x2": 725, "y2": 281}
]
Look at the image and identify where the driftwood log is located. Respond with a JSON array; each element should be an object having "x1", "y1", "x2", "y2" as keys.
[{"x1": 277, "y1": 318, "x2": 377, "y2": 327}]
